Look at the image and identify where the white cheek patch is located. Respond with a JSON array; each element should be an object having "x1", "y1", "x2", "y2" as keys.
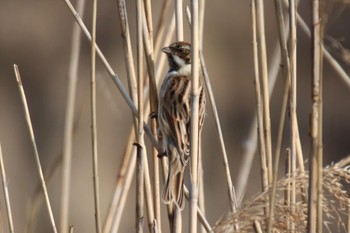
[
  {"x1": 178, "y1": 64, "x2": 191, "y2": 76},
  {"x1": 172, "y1": 54, "x2": 191, "y2": 76},
  {"x1": 172, "y1": 54, "x2": 185, "y2": 66}
]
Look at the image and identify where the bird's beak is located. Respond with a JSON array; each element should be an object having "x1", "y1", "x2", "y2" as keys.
[{"x1": 161, "y1": 47, "x2": 172, "y2": 54}]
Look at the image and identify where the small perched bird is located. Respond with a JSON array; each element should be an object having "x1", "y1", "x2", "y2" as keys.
[{"x1": 158, "y1": 41, "x2": 206, "y2": 210}]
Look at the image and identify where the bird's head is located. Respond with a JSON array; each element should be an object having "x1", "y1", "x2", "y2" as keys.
[{"x1": 162, "y1": 41, "x2": 191, "y2": 76}]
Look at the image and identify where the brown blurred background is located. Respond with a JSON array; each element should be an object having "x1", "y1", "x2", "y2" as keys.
[{"x1": 1, "y1": 0, "x2": 350, "y2": 232}]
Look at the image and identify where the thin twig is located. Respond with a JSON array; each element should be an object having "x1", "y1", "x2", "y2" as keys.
[
  {"x1": 90, "y1": 0, "x2": 102, "y2": 231},
  {"x1": 175, "y1": 0, "x2": 184, "y2": 41},
  {"x1": 60, "y1": 0, "x2": 85, "y2": 232},
  {"x1": 251, "y1": 0, "x2": 268, "y2": 195},
  {"x1": 289, "y1": 1, "x2": 297, "y2": 231},
  {"x1": 255, "y1": 0, "x2": 273, "y2": 186},
  {"x1": 198, "y1": 139, "x2": 206, "y2": 233},
  {"x1": 142, "y1": 1, "x2": 161, "y2": 231},
  {"x1": 198, "y1": 3, "x2": 206, "y2": 231},
  {"x1": 174, "y1": 5, "x2": 184, "y2": 229},
  {"x1": 136, "y1": 0, "x2": 145, "y2": 232},
  {"x1": 116, "y1": 0, "x2": 138, "y2": 130},
  {"x1": 141, "y1": 6, "x2": 157, "y2": 233},
  {"x1": 0, "y1": 142, "x2": 14, "y2": 233},
  {"x1": 189, "y1": 0, "x2": 200, "y2": 232},
  {"x1": 268, "y1": 0, "x2": 292, "y2": 231},
  {"x1": 13, "y1": 64, "x2": 57, "y2": 233}
]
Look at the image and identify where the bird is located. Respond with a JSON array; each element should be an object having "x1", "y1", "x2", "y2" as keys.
[{"x1": 158, "y1": 41, "x2": 206, "y2": 210}]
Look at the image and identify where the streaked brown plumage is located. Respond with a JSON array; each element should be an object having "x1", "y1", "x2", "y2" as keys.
[{"x1": 158, "y1": 41, "x2": 206, "y2": 210}]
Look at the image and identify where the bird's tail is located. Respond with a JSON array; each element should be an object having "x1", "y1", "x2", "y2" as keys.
[{"x1": 162, "y1": 148, "x2": 185, "y2": 210}]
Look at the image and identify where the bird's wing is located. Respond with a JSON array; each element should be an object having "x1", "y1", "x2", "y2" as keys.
[{"x1": 161, "y1": 75, "x2": 191, "y2": 166}]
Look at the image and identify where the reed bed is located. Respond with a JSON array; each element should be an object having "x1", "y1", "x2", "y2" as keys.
[{"x1": 1, "y1": 0, "x2": 350, "y2": 233}]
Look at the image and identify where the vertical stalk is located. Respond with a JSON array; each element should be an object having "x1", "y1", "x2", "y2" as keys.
[
  {"x1": 142, "y1": 1, "x2": 161, "y2": 231},
  {"x1": 308, "y1": 0, "x2": 323, "y2": 232},
  {"x1": 251, "y1": 0, "x2": 268, "y2": 194},
  {"x1": 116, "y1": 0, "x2": 138, "y2": 129},
  {"x1": 189, "y1": 0, "x2": 199, "y2": 232},
  {"x1": 174, "y1": 1, "x2": 184, "y2": 232},
  {"x1": 175, "y1": 0, "x2": 183, "y2": 41},
  {"x1": 289, "y1": 1, "x2": 297, "y2": 232},
  {"x1": 60, "y1": 0, "x2": 85, "y2": 232},
  {"x1": 141, "y1": 8, "x2": 157, "y2": 233},
  {"x1": 136, "y1": 143, "x2": 144, "y2": 233},
  {"x1": 198, "y1": 2, "x2": 206, "y2": 230},
  {"x1": 91, "y1": 0, "x2": 102, "y2": 231},
  {"x1": 255, "y1": 0, "x2": 273, "y2": 186},
  {"x1": 14, "y1": 65, "x2": 57, "y2": 233},
  {"x1": 0, "y1": 143, "x2": 14, "y2": 233},
  {"x1": 136, "y1": 0, "x2": 145, "y2": 232}
]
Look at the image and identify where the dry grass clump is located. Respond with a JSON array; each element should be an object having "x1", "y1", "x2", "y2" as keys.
[{"x1": 213, "y1": 156, "x2": 350, "y2": 233}]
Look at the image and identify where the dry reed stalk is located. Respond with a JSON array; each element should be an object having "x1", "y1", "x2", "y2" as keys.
[
  {"x1": 26, "y1": 153, "x2": 64, "y2": 233},
  {"x1": 142, "y1": 1, "x2": 162, "y2": 230},
  {"x1": 136, "y1": 0, "x2": 145, "y2": 232},
  {"x1": 289, "y1": 0, "x2": 297, "y2": 232},
  {"x1": 144, "y1": 0, "x2": 153, "y2": 49},
  {"x1": 285, "y1": 149, "x2": 291, "y2": 231},
  {"x1": 140, "y1": 9, "x2": 158, "y2": 233},
  {"x1": 268, "y1": 0, "x2": 292, "y2": 229},
  {"x1": 254, "y1": 220, "x2": 263, "y2": 233},
  {"x1": 69, "y1": 225, "x2": 74, "y2": 233},
  {"x1": 13, "y1": 65, "x2": 57, "y2": 233},
  {"x1": 102, "y1": 130, "x2": 135, "y2": 233},
  {"x1": 136, "y1": 142, "x2": 145, "y2": 233},
  {"x1": 186, "y1": 7, "x2": 236, "y2": 213},
  {"x1": 182, "y1": 186, "x2": 213, "y2": 232},
  {"x1": 255, "y1": 0, "x2": 273, "y2": 186},
  {"x1": 308, "y1": 0, "x2": 324, "y2": 232},
  {"x1": 154, "y1": 0, "x2": 172, "y2": 61},
  {"x1": 198, "y1": 140, "x2": 206, "y2": 233},
  {"x1": 60, "y1": 0, "x2": 85, "y2": 232},
  {"x1": 173, "y1": 208, "x2": 182, "y2": 233},
  {"x1": 198, "y1": 0, "x2": 205, "y2": 48},
  {"x1": 116, "y1": 0, "x2": 138, "y2": 127},
  {"x1": 0, "y1": 143, "x2": 14, "y2": 233},
  {"x1": 251, "y1": 0, "x2": 268, "y2": 196},
  {"x1": 198, "y1": 2, "x2": 206, "y2": 231},
  {"x1": 189, "y1": 0, "x2": 200, "y2": 232},
  {"x1": 90, "y1": 0, "x2": 102, "y2": 231},
  {"x1": 175, "y1": 0, "x2": 184, "y2": 41}
]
